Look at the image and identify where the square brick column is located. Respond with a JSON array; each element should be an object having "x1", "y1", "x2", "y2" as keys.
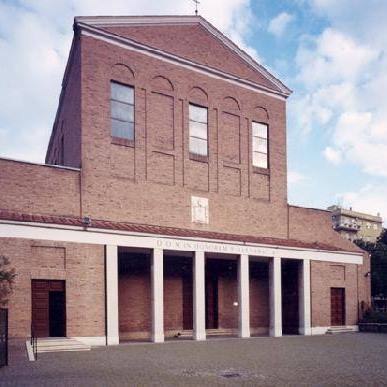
[
  {"x1": 151, "y1": 248, "x2": 164, "y2": 343},
  {"x1": 193, "y1": 250, "x2": 206, "y2": 340},
  {"x1": 269, "y1": 255, "x2": 282, "y2": 337},
  {"x1": 299, "y1": 259, "x2": 311, "y2": 335},
  {"x1": 238, "y1": 254, "x2": 250, "y2": 338},
  {"x1": 106, "y1": 245, "x2": 119, "y2": 345}
]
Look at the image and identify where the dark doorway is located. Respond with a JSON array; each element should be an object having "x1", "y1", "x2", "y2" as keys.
[
  {"x1": 163, "y1": 256, "x2": 193, "y2": 333},
  {"x1": 282, "y1": 260, "x2": 299, "y2": 335},
  {"x1": 118, "y1": 252, "x2": 151, "y2": 341},
  {"x1": 206, "y1": 259, "x2": 231, "y2": 330},
  {"x1": 182, "y1": 264, "x2": 193, "y2": 330},
  {"x1": 205, "y1": 269, "x2": 219, "y2": 329},
  {"x1": 331, "y1": 287, "x2": 345, "y2": 326},
  {"x1": 205, "y1": 258, "x2": 237, "y2": 330},
  {"x1": 31, "y1": 280, "x2": 66, "y2": 337},
  {"x1": 0, "y1": 308, "x2": 8, "y2": 367},
  {"x1": 49, "y1": 292, "x2": 66, "y2": 337}
]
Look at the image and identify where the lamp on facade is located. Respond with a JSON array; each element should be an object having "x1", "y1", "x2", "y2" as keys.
[{"x1": 82, "y1": 216, "x2": 91, "y2": 228}]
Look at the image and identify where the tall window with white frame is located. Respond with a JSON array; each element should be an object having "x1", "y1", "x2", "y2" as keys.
[
  {"x1": 110, "y1": 81, "x2": 135, "y2": 140},
  {"x1": 189, "y1": 104, "x2": 208, "y2": 157},
  {"x1": 252, "y1": 121, "x2": 268, "y2": 169}
]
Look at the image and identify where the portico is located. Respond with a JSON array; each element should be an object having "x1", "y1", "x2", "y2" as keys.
[
  {"x1": 0, "y1": 218, "x2": 363, "y2": 344},
  {"x1": 103, "y1": 237, "x2": 342, "y2": 344}
]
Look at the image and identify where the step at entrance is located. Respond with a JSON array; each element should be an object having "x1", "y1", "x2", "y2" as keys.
[
  {"x1": 206, "y1": 328, "x2": 236, "y2": 337},
  {"x1": 172, "y1": 330, "x2": 193, "y2": 338},
  {"x1": 172, "y1": 328, "x2": 237, "y2": 338},
  {"x1": 36, "y1": 338, "x2": 91, "y2": 353},
  {"x1": 326, "y1": 326, "x2": 356, "y2": 335}
]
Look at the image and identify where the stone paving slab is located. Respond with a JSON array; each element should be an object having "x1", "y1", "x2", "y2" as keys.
[{"x1": 1, "y1": 333, "x2": 387, "y2": 386}]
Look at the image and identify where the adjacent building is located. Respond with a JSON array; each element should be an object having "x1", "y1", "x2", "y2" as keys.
[
  {"x1": 328, "y1": 205, "x2": 383, "y2": 243},
  {"x1": 0, "y1": 15, "x2": 370, "y2": 346}
]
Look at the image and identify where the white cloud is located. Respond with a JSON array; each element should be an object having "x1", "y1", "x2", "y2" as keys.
[
  {"x1": 0, "y1": 0, "x2": 257, "y2": 163},
  {"x1": 337, "y1": 184, "x2": 387, "y2": 225},
  {"x1": 296, "y1": 28, "x2": 377, "y2": 87},
  {"x1": 268, "y1": 12, "x2": 294, "y2": 37},
  {"x1": 290, "y1": 92, "x2": 333, "y2": 135},
  {"x1": 288, "y1": 170, "x2": 307, "y2": 184},
  {"x1": 293, "y1": 6, "x2": 387, "y2": 179},
  {"x1": 0, "y1": 128, "x2": 7, "y2": 143},
  {"x1": 333, "y1": 112, "x2": 387, "y2": 177},
  {"x1": 323, "y1": 146, "x2": 342, "y2": 165},
  {"x1": 290, "y1": 81, "x2": 358, "y2": 134},
  {"x1": 310, "y1": 0, "x2": 387, "y2": 48}
]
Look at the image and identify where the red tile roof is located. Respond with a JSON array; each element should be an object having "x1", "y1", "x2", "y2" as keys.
[{"x1": 0, "y1": 209, "x2": 360, "y2": 253}]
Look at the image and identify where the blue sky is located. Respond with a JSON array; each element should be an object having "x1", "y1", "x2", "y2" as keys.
[{"x1": 0, "y1": 0, "x2": 386, "y2": 222}]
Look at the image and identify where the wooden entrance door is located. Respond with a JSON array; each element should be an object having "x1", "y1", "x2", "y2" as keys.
[
  {"x1": 31, "y1": 280, "x2": 66, "y2": 337},
  {"x1": 331, "y1": 287, "x2": 345, "y2": 326}
]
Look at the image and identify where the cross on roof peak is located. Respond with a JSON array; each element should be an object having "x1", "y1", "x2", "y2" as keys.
[{"x1": 192, "y1": 0, "x2": 200, "y2": 16}]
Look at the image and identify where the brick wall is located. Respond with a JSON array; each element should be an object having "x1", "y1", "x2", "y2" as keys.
[
  {"x1": 164, "y1": 274, "x2": 184, "y2": 332},
  {"x1": 119, "y1": 272, "x2": 151, "y2": 340},
  {"x1": 0, "y1": 237, "x2": 104, "y2": 338},
  {"x1": 46, "y1": 35, "x2": 82, "y2": 168},
  {"x1": 218, "y1": 276, "x2": 238, "y2": 329},
  {"x1": 103, "y1": 23, "x2": 282, "y2": 92},
  {"x1": 119, "y1": 272, "x2": 190, "y2": 340},
  {"x1": 355, "y1": 253, "x2": 371, "y2": 318},
  {"x1": 79, "y1": 34, "x2": 288, "y2": 239},
  {"x1": 118, "y1": 255, "x2": 270, "y2": 339},
  {"x1": 289, "y1": 205, "x2": 371, "y2": 326},
  {"x1": 0, "y1": 159, "x2": 80, "y2": 217},
  {"x1": 311, "y1": 261, "x2": 359, "y2": 327},
  {"x1": 288, "y1": 205, "x2": 362, "y2": 251}
]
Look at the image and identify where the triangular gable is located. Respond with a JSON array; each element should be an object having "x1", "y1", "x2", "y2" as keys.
[{"x1": 75, "y1": 15, "x2": 291, "y2": 97}]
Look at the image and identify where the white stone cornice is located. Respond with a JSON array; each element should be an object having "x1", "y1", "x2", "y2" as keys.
[
  {"x1": 0, "y1": 220, "x2": 363, "y2": 264},
  {"x1": 75, "y1": 15, "x2": 200, "y2": 26},
  {"x1": 0, "y1": 156, "x2": 80, "y2": 172}
]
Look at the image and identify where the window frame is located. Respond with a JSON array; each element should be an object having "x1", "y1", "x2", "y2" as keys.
[
  {"x1": 251, "y1": 121, "x2": 269, "y2": 172},
  {"x1": 188, "y1": 103, "x2": 209, "y2": 162},
  {"x1": 110, "y1": 80, "x2": 135, "y2": 146}
]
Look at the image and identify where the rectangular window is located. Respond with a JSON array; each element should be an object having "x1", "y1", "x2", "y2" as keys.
[
  {"x1": 111, "y1": 81, "x2": 134, "y2": 140},
  {"x1": 189, "y1": 104, "x2": 208, "y2": 157},
  {"x1": 252, "y1": 122, "x2": 268, "y2": 169}
]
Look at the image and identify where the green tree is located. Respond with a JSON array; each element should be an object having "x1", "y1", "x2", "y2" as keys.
[
  {"x1": 355, "y1": 229, "x2": 387, "y2": 298},
  {"x1": 0, "y1": 255, "x2": 16, "y2": 306}
]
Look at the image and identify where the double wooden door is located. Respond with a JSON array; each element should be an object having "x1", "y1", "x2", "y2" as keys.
[
  {"x1": 331, "y1": 287, "x2": 345, "y2": 326},
  {"x1": 31, "y1": 280, "x2": 66, "y2": 337}
]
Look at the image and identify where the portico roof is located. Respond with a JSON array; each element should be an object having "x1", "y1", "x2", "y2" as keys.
[{"x1": 0, "y1": 209, "x2": 362, "y2": 254}]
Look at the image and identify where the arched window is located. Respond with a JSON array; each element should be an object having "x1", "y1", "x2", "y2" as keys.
[
  {"x1": 110, "y1": 81, "x2": 135, "y2": 141},
  {"x1": 252, "y1": 122, "x2": 268, "y2": 169},
  {"x1": 189, "y1": 103, "x2": 208, "y2": 157}
]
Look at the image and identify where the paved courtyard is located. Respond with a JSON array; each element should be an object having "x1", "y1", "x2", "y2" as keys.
[{"x1": 1, "y1": 333, "x2": 387, "y2": 386}]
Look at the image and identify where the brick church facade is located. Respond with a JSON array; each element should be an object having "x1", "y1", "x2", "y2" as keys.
[{"x1": 0, "y1": 15, "x2": 370, "y2": 345}]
